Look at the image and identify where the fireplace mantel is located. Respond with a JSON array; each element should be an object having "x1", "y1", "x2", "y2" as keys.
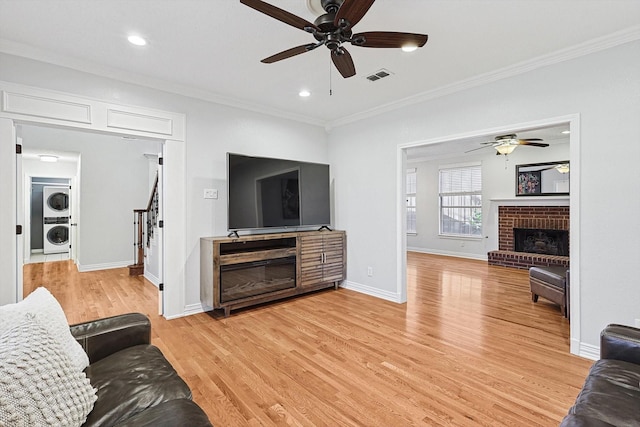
[{"x1": 491, "y1": 197, "x2": 569, "y2": 206}]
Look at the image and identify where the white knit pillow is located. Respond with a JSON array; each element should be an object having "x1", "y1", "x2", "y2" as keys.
[
  {"x1": 0, "y1": 287, "x2": 89, "y2": 371},
  {"x1": 0, "y1": 313, "x2": 97, "y2": 427}
]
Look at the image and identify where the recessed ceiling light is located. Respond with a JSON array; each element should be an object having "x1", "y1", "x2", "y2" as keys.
[
  {"x1": 402, "y1": 45, "x2": 418, "y2": 52},
  {"x1": 39, "y1": 155, "x2": 58, "y2": 163},
  {"x1": 299, "y1": 90, "x2": 311, "y2": 97},
  {"x1": 127, "y1": 35, "x2": 147, "y2": 46},
  {"x1": 561, "y1": 130, "x2": 570, "y2": 134}
]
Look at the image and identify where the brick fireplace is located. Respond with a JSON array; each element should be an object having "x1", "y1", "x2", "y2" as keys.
[{"x1": 488, "y1": 205, "x2": 570, "y2": 269}]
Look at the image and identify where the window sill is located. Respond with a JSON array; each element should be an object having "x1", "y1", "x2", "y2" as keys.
[{"x1": 438, "y1": 234, "x2": 483, "y2": 241}]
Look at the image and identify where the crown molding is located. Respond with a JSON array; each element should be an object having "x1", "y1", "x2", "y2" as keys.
[
  {"x1": 325, "y1": 25, "x2": 640, "y2": 130},
  {"x1": 0, "y1": 39, "x2": 326, "y2": 128},
  {"x1": 2, "y1": 24, "x2": 639, "y2": 133}
]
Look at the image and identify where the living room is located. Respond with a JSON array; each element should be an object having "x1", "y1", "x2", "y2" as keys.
[
  {"x1": 1, "y1": 0, "x2": 639, "y2": 358},
  {"x1": 1, "y1": 1, "x2": 640, "y2": 425}
]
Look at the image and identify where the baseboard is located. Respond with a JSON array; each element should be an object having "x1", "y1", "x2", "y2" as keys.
[
  {"x1": 143, "y1": 271, "x2": 160, "y2": 287},
  {"x1": 407, "y1": 247, "x2": 488, "y2": 261},
  {"x1": 578, "y1": 342, "x2": 599, "y2": 361},
  {"x1": 340, "y1": 280, "x2": 404, "y2": 303},
  {"x1": 77, "y1": 261, "x2": 131, "y2": 272},
  {"x1": 163, "y1": 302, "x2": 206, "y2": 320},
  {"x1": 183, "y1": 303, "x2": 206, "y2": 316}
]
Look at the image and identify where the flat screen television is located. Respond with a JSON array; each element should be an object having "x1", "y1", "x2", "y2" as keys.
[{"x1": 227, "y1": 153, "x2": 331, "y2": 231}]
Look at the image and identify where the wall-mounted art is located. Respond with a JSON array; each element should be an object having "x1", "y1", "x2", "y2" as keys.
[{"x1": 516, "y1": 161, "x2": 570, "y2": 196}]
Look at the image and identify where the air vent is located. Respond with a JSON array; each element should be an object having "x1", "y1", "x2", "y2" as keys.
[{"x1": 366, "y1": 69, "x2": 393, "y2": 82}]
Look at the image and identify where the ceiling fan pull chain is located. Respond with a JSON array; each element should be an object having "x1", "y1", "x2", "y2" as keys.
[{"x1": 329, "y1": 57, "x2": 333, "y2": 96}]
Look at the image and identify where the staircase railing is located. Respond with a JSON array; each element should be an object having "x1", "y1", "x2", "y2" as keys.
[{"x1": 128, "y1": 174, "x2": 158, "y2": 276}]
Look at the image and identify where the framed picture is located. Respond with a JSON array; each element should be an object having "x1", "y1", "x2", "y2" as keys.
[{"x1": 516, "y1": 161, "x2": 570, "y2": 196}]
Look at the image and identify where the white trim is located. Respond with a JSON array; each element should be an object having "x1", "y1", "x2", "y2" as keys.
[
  {"x1": 396, "y1": 148, "x2": 408, "y2": 303},
  {"x1": 490, "y1": 197, "x2": 570, "y2": 206},
  {"x1": 0, "y1": 119, "x2": 17, "y2": 305},
  {"x1": 77, "y1": 261, "x2": 131, "y2": 272},
  {"x1": 568, "y1": 116, "x2": 581, "y2": 356},
  {"x1": 183, "y1": 303, "x2": 206, "y2": 317},
  {"x1": 0, "y1": 40, "x2": 325, "y2": 128},
  {"x1": 327, "y1": 26, "x2": 640, "y2": 130},
  {"x1": 340, "y1": 280, "x2": 404, "y2": 304},
  {"x1": 164, "y1": 303, "x2": 206, "y2": 320},
  {"x1": 578, "y1": 342, "x2": 599, "y2": 361},
  {"x1": 1, "y1": 26, "x2": 637, "y2": 131},
  {"x1": 407, "y1": 248, "x2": 488, "y2": 262},
  {"x1": 144, "y1": 271, "x2": 161, "y2": 288}
]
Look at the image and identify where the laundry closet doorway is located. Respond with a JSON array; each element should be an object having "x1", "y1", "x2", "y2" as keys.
[
  {"x1": 30, "y1": 176, "x2": 73, "y2": 262},
  {"x1": 19, "y1": 124, "x2": 163, "y2": 292}
]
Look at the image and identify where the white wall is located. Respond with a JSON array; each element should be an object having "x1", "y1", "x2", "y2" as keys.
[
  {"x1": 3, "y1": 39, "x2": 639, "y2": 350},
  {"x1": 407, "y1": 142, "x2": 569, "y2": 259},
  {"x1": 0, "y1": 52, "x2": 329, "y2": 311},
  {"x1": 20, "y1": 125, "x2": 160, "y2": 270},
  {"x1": 329, "y1": 40, "x2": 640, "y2": 349}
]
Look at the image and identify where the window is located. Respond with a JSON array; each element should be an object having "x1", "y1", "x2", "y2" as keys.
[
  {"x1": 406, "y1": 168, "x2": 417, "y2": 234},
  {"x1": 439, "y1": 165, "x2": 482, "y2": 237}
]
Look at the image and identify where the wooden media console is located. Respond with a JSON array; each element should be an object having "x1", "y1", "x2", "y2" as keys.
[{"x1": 200, "y1": 230, "x2": 346, "y2": 317}]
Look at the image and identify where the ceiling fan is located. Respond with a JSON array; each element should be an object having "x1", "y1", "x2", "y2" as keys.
[
  {"x1": 466, "y1": 134, "x2": 550, "y2": 156},
  {"x1": 239, "y1": 0, "x2": 429, "y2": 78}
]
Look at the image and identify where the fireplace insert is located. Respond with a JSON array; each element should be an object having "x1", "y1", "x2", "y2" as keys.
[
  {"x1": 219, "y1": 256, "x2": 296, "y2": 303},
  {"x1": 514, "y1": 228, "x2": 569, "y2": 256}
]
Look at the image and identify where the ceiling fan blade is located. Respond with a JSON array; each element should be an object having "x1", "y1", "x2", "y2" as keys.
[
  {"x1": 464, "y1": 145, "x2": 492, "y2": 153},
  {"x1": 335, "y1": 0, "x2": 376, "y2": 28},
  {"x1": 332, "y1": 48, "x2": 356, "y2": 78},
  {"x1": 240, "y1": 0, "x2": 319, "y2": 32},
  {"x1": 517, "y1": 141, "x2": 549, "y2": 147},
  {"x1": 518, "y1": 138, "x2": 544, "y2": 142},
  {"x1": 261, "y1": 44, "x2": 318, "y2": 64},
  {"x1": 353, "y1": 32, "x2": 428, "y2": 48}
]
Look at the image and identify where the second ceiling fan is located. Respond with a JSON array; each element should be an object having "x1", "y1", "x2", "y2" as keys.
[
  {"x1": 467, "y1": 134, "x2": 550, "y2": 156},
  {"x1": 240, "y1": 0, "x2": 429, "y2": 78}
]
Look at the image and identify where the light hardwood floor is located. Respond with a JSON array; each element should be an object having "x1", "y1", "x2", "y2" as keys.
[{"x1": 23, "y1": 252, "x2": 591, "y2": 426}]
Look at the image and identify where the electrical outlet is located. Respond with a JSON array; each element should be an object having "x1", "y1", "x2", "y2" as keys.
[
  {"x1": 203, "y1": 188, "x2": 218, "y2": 199},
  {"x1": 367, "y1": 266, "x2": 373, "y2": 277}
]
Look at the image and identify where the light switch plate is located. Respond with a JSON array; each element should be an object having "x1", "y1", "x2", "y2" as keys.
[{"x1": 204, "y1": 188, "x2": 218, "y2": 199}]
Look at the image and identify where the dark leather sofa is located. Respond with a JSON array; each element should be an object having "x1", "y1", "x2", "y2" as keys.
[
  {"x1": 560, "y1": 324, "x2": 640, "y2": 426},
  {"x1": 70, "y1": 313, "x2": 212, "y2": 427}
]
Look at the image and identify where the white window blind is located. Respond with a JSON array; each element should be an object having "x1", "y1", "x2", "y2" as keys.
[{"x1": 439, "y1": 165, "x2": 482, "y2": 237}]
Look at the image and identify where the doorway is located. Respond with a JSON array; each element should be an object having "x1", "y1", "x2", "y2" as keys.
[
  {"x1": 17, "y1": 123, "x2": 163, "y2": 300},
  {"x1": 398, "y1": 115, "x2": 581, "y2": 354},
  {"x1": 30, "y1": 177, "x2": 72, "y2": 263}
]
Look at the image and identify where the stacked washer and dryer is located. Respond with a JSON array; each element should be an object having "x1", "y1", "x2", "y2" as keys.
[{"x1": 43, "y1": 186, "x2": 70, "y2": 254}]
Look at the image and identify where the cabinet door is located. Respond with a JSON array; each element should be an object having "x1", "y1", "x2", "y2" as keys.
[
  {"x1": 299, "y1": 234, "x2": 325, "y2": 287},
  {"x1": 299, "y1": 232, "x2": 345, "y2": 287},
  {"x1": 322, "y1": 233, "x2": 345, "y2": 283}
]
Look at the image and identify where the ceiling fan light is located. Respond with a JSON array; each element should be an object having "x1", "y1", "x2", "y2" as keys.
[
  {"x1": 402, "y1": 45, "x2": 418, "y2": 52},
  {"x1": 39, "y1": 155, "x2": 59, "y2": 162},
  {"x1": 556, "y1": 164, "x2": 570, "y2": 174},
  {"x1": 495, "y1": 144, "x2": 516, "y2": 155},
  {"x1": 127, "y1": 35, "x2": 147, "y2": 46}
]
